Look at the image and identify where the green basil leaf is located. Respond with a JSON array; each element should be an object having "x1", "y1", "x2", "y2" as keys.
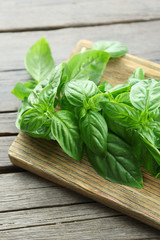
[
  {"x1": 17, "y1": 98, "x2": 54, "y2": 140},
  {"x1": 92, "y1": 41, "x2": 128, "y2": 58},
  {"x1": 109, "y1": 83, "x2": 131, "y2": 97},
  {"x1": 11, "y1": 81, "x2": 37, "y2": 100},
  {"x1": 153, "y1": 108, "x2": 160, "y2": 122},
  {"x1": 86, "y1": 133, "x2": 143, "y2": 188},
  {"x1": 67, "y1": 50, "x2": 110, "y2": 85},
  {"x1": 60, "y1": 95, "x2": 73, "y2": 111},
  {"x1": 115, "y1": 92, "x2": 132, "y2": 106},
  {"x1": 80, "y1": 110, "x2": 108, "y2": 155},
  {"x1": 102, "y1": 101, "x2": 140, "y2": 128},
  {"x1": 150, "y1": 107, "x2": 159, "y2": 120},
  {"x1": 24, "y1": 123, "x2": 55, "y2": 140},
  {"x1": 28, "y1": 63, "x2": 63, "y2": 110},
  {"x1": 138, "y1": 133, "x2": 160, "y2": 177},
  {"x1": 87, "y1": 93, "x2": 106, "y2": 111},
  {"x1": 11, "y1": 82, "x2": 32, "y2": 100},
  {"x1": 23, "y1": 80, "x2": 38, "y2": 89},
  {"x1": 21, "y1": 115, "x2": 54, "y2": 140},
  {"x1": 64, "y1": 80, "x2": 99, "y2": 107},
  {"x1": 51, "y1": 110, "x2": 83, "y2": 161},
  {"x1": 105, "y1": 116, "x2": 160, "y2": 177},
  {"x1": 20, "y1": 108, "x2": 47, "y2": 132},
  {"x1": 142, "y1": 153, "x2": 160, "y2": 178},
  {"x1": 115, "y1": 92, "x2": 129, "y2": 102},
  {"x1": 16, "y1": 98, "x2": 32, "y2": 129},
  {"x1": 127, "y1": 67, "x2": 145, "y2": 85},
  {"x1": 25, "y1": 37, "x2": 55, "y2": 82},
  {"x1": 130, "y1": 79, "x2": 160, "y2": 112},
  {"x1": 131, "y1": 67, "x2": 145, "y2": 80},
  {"x1": 98, "y1": 81, "x2": 112, "y2": 92},
  {"x1": 139, "y1": 121, "x2": 160, "y2": 148}
]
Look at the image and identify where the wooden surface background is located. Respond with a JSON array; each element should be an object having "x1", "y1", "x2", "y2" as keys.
[
  {"x1": 8, "y1": 40, "x2": 160, "y2": 230},
  {"x1": 1, "y1": 1, "x2": 160, "y2": 239}
]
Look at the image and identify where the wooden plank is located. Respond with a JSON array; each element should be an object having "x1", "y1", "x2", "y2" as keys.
[
  {"x1": 0, "y1": 173, "x2": 159, "y2": 238},
  {"x1": 1, "y1": 21, "x2": 160, "y2": 113},
  {"x1": 1, "y1": 0, "x2": 160, "y2": 32},
  {"x1": 0, "y1": 136, "x2": 15, "y2": 166},
  {"x1": 0, "y1": 70, "x2": 29, "y2": 112},
  {"x1": 0, "y1": 136, "x2": 21, "y2": 172},
  {"x1": 0, "y1": 21, "x2": 160, "y2": 72},
  {"x1": 0, "y1": 112, "x2": 18, "y2": 135},
  {"x1": 0, "y1": 216, "x2": 160, "y2": 240},
  {"x1": 0, "y1": 202, "x2": 119, "y2": 231},
  {"x1": 0, "y1": 172, "x2": 92, "y2": 212},
  {"x1": 8, "y1": 40, "x2": 160, "y2": 230}
]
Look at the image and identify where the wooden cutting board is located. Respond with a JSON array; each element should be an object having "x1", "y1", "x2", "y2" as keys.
[{"x1": 9, "y1": 40, "x2": 160, "y2": 230}]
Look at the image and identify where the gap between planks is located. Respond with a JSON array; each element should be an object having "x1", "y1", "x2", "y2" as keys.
[
  {"x1": 0, "y1": 215, "x2": 123, "y2": 232},
  {"x1": 0, "y1": 215, "x2": 160, "y2": 240},
  {"x1": 0, "y1": 200, "x2": 95, "y2": 214},
  {"x1": 1, "y1": 18, "x2": 160, "y2": 33}
]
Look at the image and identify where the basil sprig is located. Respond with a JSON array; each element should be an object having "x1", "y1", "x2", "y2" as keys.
[{"x1": 12, "y1": 37, "x2": 160, "y2": 188}]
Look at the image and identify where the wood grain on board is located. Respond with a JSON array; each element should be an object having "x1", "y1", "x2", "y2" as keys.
[
  {"x1": 9, "y1": 40, "x2": 160, "y2": 230},
  {"x1": 1, "y1": 0, "x2": 160, "y2": 32}
]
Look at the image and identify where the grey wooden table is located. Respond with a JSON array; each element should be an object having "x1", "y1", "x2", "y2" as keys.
[{"x1": 0, "y1": 1, "x2": 160, "y2": 239}]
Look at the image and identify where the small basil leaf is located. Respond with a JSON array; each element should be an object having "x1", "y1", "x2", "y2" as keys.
[
  {"x1": 67, "y1": 50, "x2": 110, "y2": 85},
  {"x1": 92, "y1": 41, "x2": 128, "y2": 58},
  {"x1": 98, "y1": 81, "x2": 112, "y2": 92},
  {"x1": 127, "y1": 67, "x2": 145, "y2": 85},
  {"x1": 102, "y1": 102, "x2": 140, "y2": 128},
  {"x1": 109, "y1": 83, "x2": 131, "y2": 97},
  {"x1": 131, "y1": 67, "x2": 145, "y2": 80},
  {"x1": 78, "y1": 107, "x2": 87, "y2": 119},
  {"x1": 11, "y1": 81, "x2": 37, "y2": 100},
  {"x1": 115, "y1": 92, "x2": 132, "y2": 106},
  {"x1": 23, "y1": 80, "x2": 38, "y2": 89},
  {"x1": 130, "y1": 79, "x2": 160, "y2": 112},
  {"x1": 51, "y1": 110, "x2": 83, "y2": 161},
  {"x1": 86, "y1": 133, "x2": 143, "y2": 188},
  {"x1": 11, "y1": 82, "x2": 32, "y2": 100},
  {"x1": 20, "y1": 108, "x2": 47, "y2": 132},
  {"x1": 64, "y1": 80, "x2": 99, "y2": 107},
  {"x1": 87, "y1": 93, "x2": 107, "y2": 111},
  {"x1": 25, "y1": 37, "x2": 55, "y2": 82},
  {"x1": 80, "y1": 110, "x2": 108, "y2": 155}
]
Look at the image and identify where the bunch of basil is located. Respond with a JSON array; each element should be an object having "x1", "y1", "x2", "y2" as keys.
[{"x1": 12, "y1": 38, "x2": 160, "y2": 188}]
